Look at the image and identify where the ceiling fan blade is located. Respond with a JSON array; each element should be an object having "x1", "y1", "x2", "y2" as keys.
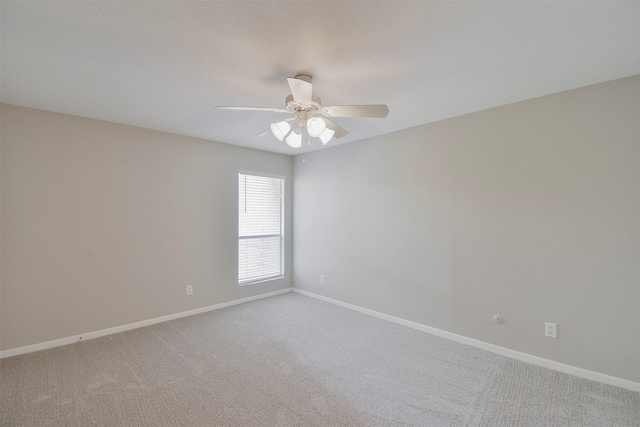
[
  {"x1": 216, "y1": 106, "x2": 287, "y2": 113},
  {"x1": 323, "y1": 118, "x2": 349, "y2": 138},
  {"x1": 322, "y1": 104, "x2": 389, "y2": 118},
  {"x1": 287, "y1": 77, "x2": 313, "y2": 105}
]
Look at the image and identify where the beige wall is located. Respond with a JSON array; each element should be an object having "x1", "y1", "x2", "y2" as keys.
[
  {"x1": 2, "y1": 76, "x2": 639, "y2": 384},
  {"x1": 293, "y1": 76, "x2": 640, "y2": 382},
  {"x1": 0, "y1": 104, "x2": 293, "y2": 350}
]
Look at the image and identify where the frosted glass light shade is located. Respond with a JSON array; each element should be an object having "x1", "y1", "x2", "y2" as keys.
[
  {"x1": 285, "y1": 129, "x2": 302, "y2": 148},
  {"x1": 319, "y1": 127, "x2": 335, "y2": 145},
  {"x1": 307, "y1": 117, "x2": 326, "y2": 137},
  {"x1": 270, "y1": 121, "x2": 291, "y2": 141}
]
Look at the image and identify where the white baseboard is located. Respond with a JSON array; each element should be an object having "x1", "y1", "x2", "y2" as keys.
[
  {"x1": 4, "y1": 286, "x2": 638, "y2": 393},
  {"x1": 0, "y1": 287, "x2": 293, "y2": 359},
  {"x1": 292, "y1": 288, "x2": 640, "y2": 393}
]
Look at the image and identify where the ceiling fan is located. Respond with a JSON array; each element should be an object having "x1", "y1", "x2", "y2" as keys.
[{"x1": 216, "y1": 74, "x2": 389, "y2": 148}]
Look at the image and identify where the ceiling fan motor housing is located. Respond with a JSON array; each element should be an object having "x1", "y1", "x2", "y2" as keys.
[{"x1": 285, "y1": 94, "x2": 323, "y2": 113}]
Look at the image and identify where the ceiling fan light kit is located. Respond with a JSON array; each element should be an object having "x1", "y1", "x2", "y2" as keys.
[
  {"x1": 319, "y1": 127, "x2": 335, "y2": 145},
  {"x1": 217, "y1": 73, "x2": 389, "y2": 149},
  {"x1": 270, "y1": 121, "x2": 291, "y2": 141},
  {"x1": 285, "y1": 129, "x2": 302, "y2": 148},
  {"x1": 306, "y1": 117, "x2": 326, "y2": 137}
]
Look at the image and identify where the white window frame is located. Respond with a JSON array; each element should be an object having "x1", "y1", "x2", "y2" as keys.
[{"x1": 238, "y1": 172, "x2": 285, "y2": 286}]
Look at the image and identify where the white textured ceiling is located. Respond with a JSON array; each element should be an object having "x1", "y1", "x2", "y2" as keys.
[{"x1": 2, "y1": 1, "x2": 639, "y2": 155}]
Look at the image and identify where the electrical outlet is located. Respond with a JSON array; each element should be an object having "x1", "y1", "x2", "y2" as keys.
[
  {"x1": 545, "y1": 322, "x2": 557, "y2": 338},
  {"x1": 186, "y1": 285, "x2": 193, "y2": 296},
  {"x1": 320, "y1": 275, "x2": 325, "y2": 284}
]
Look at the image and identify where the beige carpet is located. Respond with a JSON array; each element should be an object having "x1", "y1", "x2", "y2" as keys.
[{"x1": 1, "y1": 293, "x2": 639, "y2": 426}]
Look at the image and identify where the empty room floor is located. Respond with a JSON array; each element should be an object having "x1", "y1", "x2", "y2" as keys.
[{"x1": 1, "y1": 293, "x2": 638, "y2": 426}]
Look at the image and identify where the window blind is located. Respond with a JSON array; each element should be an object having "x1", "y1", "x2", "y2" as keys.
[{"x1": 238, "y1": 173, "x2": 284, "y2": 285}]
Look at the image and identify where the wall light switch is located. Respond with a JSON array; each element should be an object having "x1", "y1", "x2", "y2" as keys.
[{"x1": 545, "y1": 322, "x2": 557, "y2": 338}]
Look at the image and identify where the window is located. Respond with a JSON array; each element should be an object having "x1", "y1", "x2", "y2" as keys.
[{"x1": 238, "y1": 173, "x2": 285, "y2": 285}]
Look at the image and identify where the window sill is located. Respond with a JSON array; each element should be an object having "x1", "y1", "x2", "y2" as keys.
[{"x1": 238, "y1": 276, "x2": 284, "y2": 286}]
